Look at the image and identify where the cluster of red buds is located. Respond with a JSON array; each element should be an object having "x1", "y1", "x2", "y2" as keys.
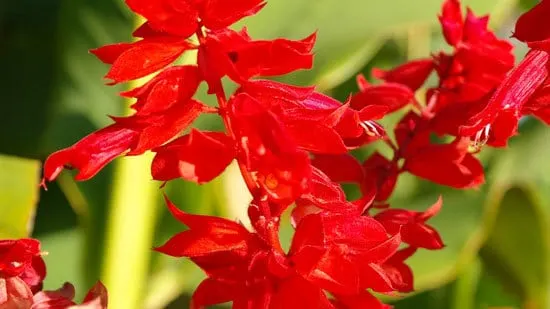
[{"x1": 3, "y1": 0, "x2": 549, "y2": 308}]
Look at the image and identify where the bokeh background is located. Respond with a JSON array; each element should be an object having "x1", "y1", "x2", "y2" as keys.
[{"x1": 1, "y1": 0, "x2": 549, "y2": 308}]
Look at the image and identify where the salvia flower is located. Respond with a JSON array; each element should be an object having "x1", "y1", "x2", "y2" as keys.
[
  {"x1": 0, "y1": 238, "x2": 107, "y2": 309},
  {"x1": 39, "y1": 0, "x2": 550, "y2": 308}
]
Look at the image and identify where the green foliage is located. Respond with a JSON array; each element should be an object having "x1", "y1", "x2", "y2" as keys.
[
  {"x1": 2, "y1": 0, "x2": 549, "y2": 308},
  {"x1": 0, "y1": 155, "x2": 40, "y2": 238}
]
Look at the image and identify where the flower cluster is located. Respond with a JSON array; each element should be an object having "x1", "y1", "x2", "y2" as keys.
[
  {"x1": 37, "y1": 0, "x2": 550, "y2": 308},
  {"x1": 0, "y1": 238, "x2": 107, "y2": 308}
]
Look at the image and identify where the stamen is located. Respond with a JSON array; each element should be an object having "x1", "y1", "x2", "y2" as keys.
[
  {"x1": 469, "y1": 124, "x2": 491, "y2": 152},
  {"x1": 360, "y1": 121, "x2": 383, "y2": 137}
]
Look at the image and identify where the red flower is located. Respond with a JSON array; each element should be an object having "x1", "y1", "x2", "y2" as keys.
[
  {"x1": 155, "y1": 196, "x2": 258, "y2": 259},
  {"x1": 126, "y1": 0, "x2": 265, "y2": 37},
  {"x1": 43, "y1": 97, "x2": 206, "y2": 184},
  {"x1": 120, "y1": 65, "x2": 202, "y2": 115},
  {"x1": 91, "y1": 38, "x2": 196, "y2": 84},
  {"x1": 311, "y1": 154, "x2": 365, "y2": 184},
  {"x1": 372, "y1": 59, "x2": 434, "y2": 92},
  {"x1": 229, "y1": 93, "x2": 312, "y2": 205},
  {"x1": 375, "y1": 197, "x2": 444, "y2": 249},
  {"x1": 513, "y1": 0, "x2": 550, "y2": 49},
  {"x1": 361, "y1": 152, "x2": 399, "y2": 202},
  {"x1": 157, "y1": 197, "x2": 400, "y2": 309},
  {"x1": 396, "y1": 112, "x2": 484, "y2": 188},
  {"x1": 459, "y1": 50, "x2": 549, "y2": 147},
  {"x1": 152, "y1": 129, "x2": 235, "y2": 183},
  {"x1": 241, "y1": 80, "x2": 387, "y2": 151},
  {"x1": 198, "y1": 28, "x2": 315, "y2": 92},
  {"x1": 439, "y1": 0, "x2": 463, "y2": 46},
  {"x1": 380, "y1": 247, "x2": 417, "y2": 293},
  {"x1": 0, "y1": 239, "x2": 46, "y2": 294},
  {"x1": 32, "y1": 281, "x2": 108, "y2": 309},
  {"x1": 350, "y1": 74, "x2": 417, "y2": 114},
  {"x1": 458, "y1": 0, "x2": 550, "y2": 146}
]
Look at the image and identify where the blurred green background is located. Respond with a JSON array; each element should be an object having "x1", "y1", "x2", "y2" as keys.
[{"x1": 1, "y1": 0, "x2": 549, "y2": 308}]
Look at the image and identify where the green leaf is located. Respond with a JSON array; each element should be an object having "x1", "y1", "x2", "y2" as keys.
[
  {"x1": 480, "y1": 186, "x2": 550, "y2": 309},
  {"x1": 0, "y1": 154, "x2": 41, "y2": 238},
  {"x1": 38, "y1": 228, "x2": 87, "y2": 300}
]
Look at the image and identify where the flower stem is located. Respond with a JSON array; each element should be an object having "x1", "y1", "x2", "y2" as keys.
[{"x1": 100, "y1": 17, "x2": 159, "y2": 309}]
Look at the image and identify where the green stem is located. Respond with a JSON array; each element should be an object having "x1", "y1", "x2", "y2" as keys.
[
  {"x1": 101, "y1": 153, "x2": 158, "y2": 309},
  {"x1": 100, "y1": 16, "x2": 159, "y2": 309}
]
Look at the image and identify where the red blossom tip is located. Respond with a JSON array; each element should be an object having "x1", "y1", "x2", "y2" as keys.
[{"x1": 513, "y1": 0, "x2": 550, "y2": 47}]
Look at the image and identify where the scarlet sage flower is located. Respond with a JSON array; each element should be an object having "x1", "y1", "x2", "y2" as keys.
[
  {"x1": 45, "y1": 0, "x2": 550, "y2": 308},
  {"x1": 374, "y1": 0, "x2": 515, "y2": 147},
  {"x1": 32, "y1": 282, "x2": 108, "y2": 309},
  {"x1": 0, "y1": 239, "x2": 45, "y2": 308},
  {"x1": 458, "y1": 0, "x2": 550, "y2": 146},
  {"x1": 241, "y1": 80, "x2": 387, "y2": 151},
  {"x1": 157, "y1": 197, "x2": 401, "y2": 309},
  {"x1": 43, "y1": 71, "x2": 207, "y2": 183},
  {"x1": 0, "y1": 238, "x2": 108, "y2": 309},
  {"x1": 375, "y1": 197, "x2": 444, "y2": 250},
  {"x1": 125, "y1": 0, "x2": 266, "y2": 37},
  {"x1": 198, "y1": 28, "x2": 316, "y2": 92},
  {"x1": 396, "y1": 112, "x2": 484, "y2": 188},
  {"x1": 229, "y1": 93, "x2": 311, "y2": 206}
]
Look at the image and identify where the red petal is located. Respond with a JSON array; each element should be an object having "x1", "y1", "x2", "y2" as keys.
[
  {"x1": 513, "y1": 0, "x2": 550, "y2": 46},
  {"x1": 439, "y1": 0, "x2": 464, "y2": 46},
  {"x1": 372, "y1": 59, "x2": 434, "y2": 91},
  {"x1": 383, "y1": 247, "x2": 417, "y2": 293},
  {"x1": 105, "y1": 38, "x2": 194, "y2": 84},
  {"x1": 230, "y1": 93, "x2": 312, "y2": 204},
  {"x1": 311, "y1": 154, "x2": 364, "y2": 183},
  {"x1": 152, "y1": 130, "x2": 235, "y2": 183},
  {"x1": 272, "y1": 276, "x2": 333, "y2": 309},
  {"x1": 403, "y1": 139, "x2": 485, "y2": 188},
  {"x1": 285, "y1": 121, "x2": 347, "y2": 154},
  {"x1": 358, "y1": 263, "x2": 395, "y2": 292},
  {"x1": 333, "y1": 291, "x2": 392, "y2": 309},
  {"x1": 202, "y1": 0, "x2": 266, "y2": 30},
  {"x1": 376, "y1": 199, "x2": 444, "y2": 250},
  {"x1": 122, "y1": 99, "x2": 205, "y2": 155},
  {"x1": 417, "y1": 195, "x2": 443, "y2": 221},
  {"x1": 229, "y1": 32, "x2": 316, "y2": 80},
  {"x1": 191, "y1": 279, "x2": 237, "y2": 309},
  {"x1": 132, "y1": 22, "x2": 160, "y2": 38},
  {"x1": 155, "y1": 196, "x2": 252, "y2": 257},
  {"x1": 122, "y1": 65, "x2": 201, "y2": 114},
  {"x1": 403, "y1": 224, "x2": 444, "y2": 249},
  {"x1": 20, "y1": 255, "x2": 46, "y2": 293},
  {"x1": 360, "y1": 233, "x2": 402, "y2": 264},
  {"x1": 90, "y1": 43, "x2": 132, "y2": 64},
  {"x1": 32, "y1": 282, "x2": 76, "y2": 308},
  {"x1": 321, "y1": 214, "x2": 389, "y2": 251},
  {"x1": 79, "y1": 281, "x2": 108, "y2": 308},
  {"x1": 307, "y1": 249, "x2": 360, "y2": 294},
  {"x1": 0, "y1": 239, "x2": 41, "y2": 278},
  {"x1": 297, "y1": 167, "x2": 350, "y2": 212},
  {"x1": 240, "y1": 79, "x2": 315, "y2": 104},
  {"x1": 362, "y1": 152, "x2": 399, "y2": 201},
  {"x1": 2, "y1": 277, "x2": 34, "y2": 308},
  {"x1": 460, "y1": 50, "x2": 549, "y2": 137},
  {"x1": 350, "y1": 83, "x2": 415, "y2": 114},
  {"x1": 486, "y1": 109, "x2": 519, "y2": 147},
  {"x1": 125, "y1": 0, "x2": 199, "y2": 37},
  {"x1": 43, "y1": 125, "x2": 138, "y2": 182}
]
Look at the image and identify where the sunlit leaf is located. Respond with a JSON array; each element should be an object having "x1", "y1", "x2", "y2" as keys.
[{"x1": 0, "y1": 154, "x2": 41, "y2": 238}]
